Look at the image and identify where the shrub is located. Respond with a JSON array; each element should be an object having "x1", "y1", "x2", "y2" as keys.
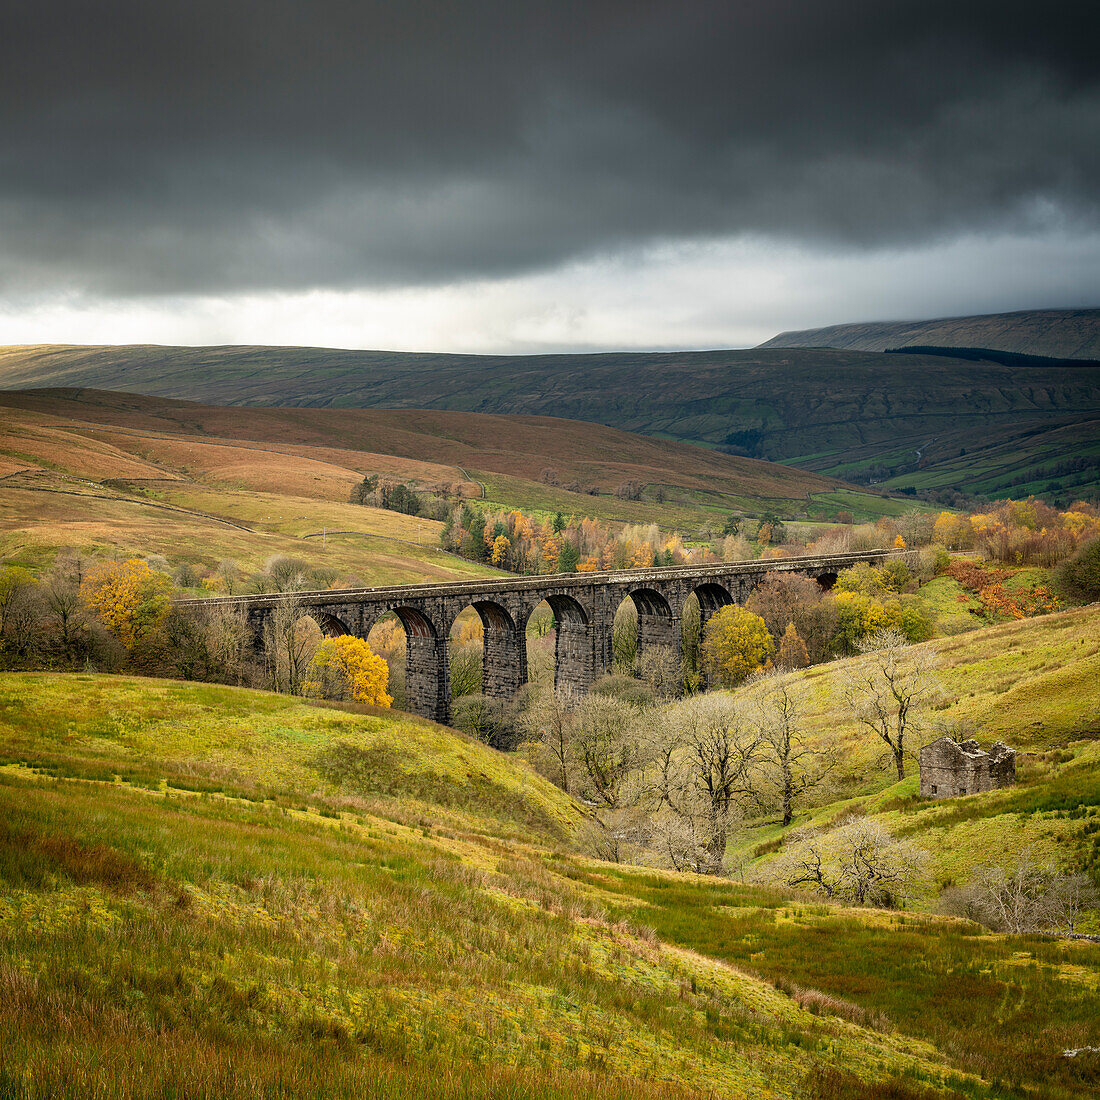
[
  {"x1": 452, "y1": 694, "x2": 519, "y2": 751},
  {"x1": 1058, "y1": 537, "x2": 1100, "y2": 602}
]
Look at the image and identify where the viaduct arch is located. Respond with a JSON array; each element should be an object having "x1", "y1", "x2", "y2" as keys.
[{"x1": 179, "y1": 550, "x2": 895, "y2": 724}]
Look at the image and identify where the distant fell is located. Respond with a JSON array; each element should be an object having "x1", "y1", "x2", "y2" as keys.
[
  {"x1": 1, "y1": 335, "x2": 1097, "y2": 501},
  {"x1": 758, "y1": 307, "x2": 1100, "y2": 358}
]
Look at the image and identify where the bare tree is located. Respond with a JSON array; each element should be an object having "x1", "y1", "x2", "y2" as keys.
[
  {"x1": 647, "y1": 810, "x2": 707, "y2": 874},
  {"x1": 579, "y1": 804, "x2": 652, "y2": 865},
  {"x1": 953, "y1": 852, "x2": 1100, "y2": 934},
  {"x1": 216, "y1": 559, "x2": 241, "y2": 595},
  {"x1": 614, "y1": 480, "x2": 644, "y2": 501},
  {"x1": 648, "y1": 694, "x2": 767, "y2": 875},
  {"x1": 1, "y1": 587, "x2": 42, "y2": 657},
  {"x1": 449, "y1": 643, "x2": 483, "y2": 698},
  {"x1": 898, "y1": 509, "x2": 935, "y2": 548},
  {"x1": 451, "y1": 693, "x2": 517, "y2": 751},
  {"x1": 745, "y1": 573, "x2": 822, "y2": 641},
  {"x1": 752, "y1": 672, "x2": 834, "y2": 826},
  {"x1": 43, "y1": 576, "x2": 86, "y2": 650},
  {"x1": 260, "y1": 555, "x2": 312, "y2": 594},
  {"x1": 637, "y1": 645, "x2": 682, "y2": 702},
  {"x1": 836, "y1": 818, "x2": 929, "y2": 905},
  {"x1": 520, "y1": 686, "x2": 577, "y2": 794},
  {"x1": 572, "y1": 694, "x2": 641, "y2": 810},
  {"x1": 53, "y1": 551, "x2": 88, "y2": 588},
  {"x1": 776, "y1": 833, "x2": 836, "y2": 897},
  {"x1": 0, "y1": 567, "x2": 37, "y2": 642},
  {"x1": 263, "y1": 597, "x2": 315, "y2": 694},
  {"x1": 845, "y1": 630, "x2": 942, "y2": 781},
  {"x1": 770, "y1": 818, "x2": 929, "y2": 907},
  {"x1": 203, "y1": 603, "x2": 252, "y2": 684}
]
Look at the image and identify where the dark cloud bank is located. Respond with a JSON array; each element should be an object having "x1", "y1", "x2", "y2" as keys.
[{"x1": 1, "y1": 1, "x2": 1098, "y2": 296}]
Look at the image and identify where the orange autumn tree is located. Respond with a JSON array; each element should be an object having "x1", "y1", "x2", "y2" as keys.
[
  {"x1": 777, "y1": 622, "x2": 810, "y2": 670},
  {"x1": 80, "y1": 558, "x2": 171, "y2": 649},
  {"x1": 304, "y1": 635, "x2": 392, "y2": 706}
]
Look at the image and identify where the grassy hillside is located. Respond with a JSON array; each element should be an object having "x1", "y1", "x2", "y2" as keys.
[
  {"x1": 1, "y1": 338, "x2": 1095, "y2": 501},
  {"x1": 734, "y1": 606, "x2": 1100, "y2": 890},
  {"x1": 0, "y1": 387, "x2": 844, "y2": 504},
  {"x1": 800, "y1": 416, "x2": 1100, "y2": 500},
  {"x1": 0, "y1": 388, "x2": 913, "y2": 537},
  {"x1": 0, "y1": 477, "x2": 502, "y2": 585},
  {"x1": 758, "y1": 308, "x2": 1100, "y2": 359},
  {"x1": 3, "y1": 672, "x2": 1098, "y2": 1098}
]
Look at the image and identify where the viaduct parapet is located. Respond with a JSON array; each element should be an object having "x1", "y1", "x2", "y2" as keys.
[{"x1": 177, "y1": 550, "x2": 895, "y2": 723}]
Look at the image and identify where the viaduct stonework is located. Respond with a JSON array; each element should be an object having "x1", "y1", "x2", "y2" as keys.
[{"x1": 178, "y1": 550, "x2": 895, "y2": 723}]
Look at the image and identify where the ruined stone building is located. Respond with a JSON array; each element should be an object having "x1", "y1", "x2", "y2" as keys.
[{"x1": 919, "y1": 737, "x2": 1016, "y2": 799}]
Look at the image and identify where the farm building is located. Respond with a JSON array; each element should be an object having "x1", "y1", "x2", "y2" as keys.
[{"x1": 919, "y1": 737, "x2": 1016, "y2": 799}]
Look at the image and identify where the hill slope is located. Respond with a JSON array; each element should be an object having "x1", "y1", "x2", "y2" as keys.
[
  {"x1": 0, "y1": 389, "x2": 895, "y2": 588},
  {"x1": 758, "y1": 308, "x2": 1100, "y2": 359},
  {"x1": 0, "y1": 386, "x2": 842, "y2": 506},
  {"x1": 1, "y1": 339, "x2": 1096, "y2": 501},
  {"x1": 733, "y1": 605, "x2": 1100, "y2": 888},
  {"x1": 3, "y1": 672, "x2": 1098, "y2": 1098}
]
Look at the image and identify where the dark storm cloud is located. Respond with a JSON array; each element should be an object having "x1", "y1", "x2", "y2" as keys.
[{"x1": 1, "y1": 0, "x2": 1097, "y2": 294}]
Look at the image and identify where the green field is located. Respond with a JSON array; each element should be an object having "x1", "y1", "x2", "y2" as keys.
[{"x1": 478, "y1": 473, "x2": 915, "y2": 528}]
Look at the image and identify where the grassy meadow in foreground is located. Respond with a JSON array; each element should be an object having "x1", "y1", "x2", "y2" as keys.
[{"x1": 1, "y1": 671, "x2": 1098, "y2": 1099}]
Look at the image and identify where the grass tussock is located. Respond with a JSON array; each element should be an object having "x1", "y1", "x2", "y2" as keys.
[
  {"x1": 0, "y1": 817, "x2": 155, "y2": 894},
  {"x1": 773, "y1": 976, "x2": 891, "y2": 1032}
]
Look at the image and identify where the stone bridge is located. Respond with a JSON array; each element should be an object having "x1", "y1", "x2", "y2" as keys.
[{"x1": 178, "y1": 550, "x2": 895, "y2": 722}]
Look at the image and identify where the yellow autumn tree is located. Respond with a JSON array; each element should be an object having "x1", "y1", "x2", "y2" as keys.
[
  {"x1": 80, "y1": 558, "x2": 171, "y2": 649},
  {"x1": 456, "y1": 614, "x2": 484, "y2": 644},
  {"x1": 304, "y1": 635, "x2": 392, "y2": 706},
  {"x1": 369, "y1": 617, "x2": 404, "y2": 660},
  {"x1": 701, "y1": 605, "x2": 774, "y2": 687},
  {"x1": 540, "y1": 535, "x2": 561, "y2": 573},
  {"x1": 490, "y1": 534, "x2": 511, "y2": 567}
]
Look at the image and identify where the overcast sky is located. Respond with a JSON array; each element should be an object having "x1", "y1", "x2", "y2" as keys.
[{"x1": 1, "y1": 1, "x2": 1097, "y2": 351}]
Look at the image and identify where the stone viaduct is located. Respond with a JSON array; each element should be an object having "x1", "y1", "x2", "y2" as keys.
[{"x1": 178, "y1": 550, "x2": 894, "y2": 723}]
